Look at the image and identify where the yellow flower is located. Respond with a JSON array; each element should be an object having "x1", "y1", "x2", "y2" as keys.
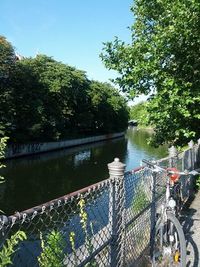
[{"x1": 78, "y1": 198, "x2": 85, "y2": 208}]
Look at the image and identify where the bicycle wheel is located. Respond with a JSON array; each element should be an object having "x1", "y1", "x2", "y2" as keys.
[{"x1": 152, "y1": 211, "x2": 186, "y2": 267}]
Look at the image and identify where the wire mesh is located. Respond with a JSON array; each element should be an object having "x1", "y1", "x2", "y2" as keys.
[
  {"x1": 0, "y1": 180, "x2": 112, "y2": 267},
  {"x1": 0, "y1": 142, "x2": 199, "y2": 267}
]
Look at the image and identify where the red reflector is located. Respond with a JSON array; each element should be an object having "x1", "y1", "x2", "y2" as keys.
[{"x1": 167, "y1": 167, "x2": 180, "y2": 182}]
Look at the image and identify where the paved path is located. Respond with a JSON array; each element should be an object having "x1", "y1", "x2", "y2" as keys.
[{"x1": 182, "y1": 190, "x2": 200, "y2": 267}]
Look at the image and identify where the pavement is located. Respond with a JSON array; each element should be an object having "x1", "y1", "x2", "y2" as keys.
[{"x1": 182, "y1": 190, "x2": 200, "y2": 267}]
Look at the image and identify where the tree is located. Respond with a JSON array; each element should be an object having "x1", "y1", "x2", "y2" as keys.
[
  {"x1": 27, "y1": 55, "x2": 91, "y2": 139},
  {"x1": 0, "y1": 36, "x2": 17, "y2": 137},
  {"x1": 7, "y1": 58, "x2": 45, "y2": 142},
  {"x1": 129, "y1": 102, "x2": 148, "y2": 126},
  {"x1": 0, "y1": 36, "x2": 16, "y2": 79},
  {"x1": 101, "y1": 0, "x2": 200, "y2": 145},
  {"x1": 7, "y1": 54, "x2": 91, "y2": 141},
  {"x1": 89, "y1": 81, "x2": 129, "y2": 133},
  {"x1": 0, "y1": 36, "x2": 129, "y2": 143}
]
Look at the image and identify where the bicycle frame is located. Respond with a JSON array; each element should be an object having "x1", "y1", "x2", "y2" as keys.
[{"x1": 142, "y1": 159, "x2": 188, "y2": 266}]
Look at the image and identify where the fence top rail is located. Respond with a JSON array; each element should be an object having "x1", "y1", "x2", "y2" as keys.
[
  {"x1": 5, "y1": 178, "x2": 110, "y2": 222},
  {"x1": 1, "y1": 166, "x2": 145, "y2": 227},
  {"x1": 156, "y1": 156, "x2": 170, "y2": 163},
  {"x1": 2, "y1": 141, "x2": 198, "y2": 227},
  {"x1": 156, "y1": 144, "x2": 199, "y2": 164}
]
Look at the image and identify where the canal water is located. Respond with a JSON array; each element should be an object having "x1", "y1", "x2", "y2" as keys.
[{"x1": 1, "y1": 128, "x2": 167, "y2": 215}]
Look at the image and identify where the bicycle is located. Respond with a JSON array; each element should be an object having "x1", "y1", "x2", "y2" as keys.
[{"x1": 142, "y1": 159, "x2": 199, "y2": 267}]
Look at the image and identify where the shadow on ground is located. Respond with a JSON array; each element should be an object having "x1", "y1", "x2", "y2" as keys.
[{"x1": 182, "y1": 194, "x2": 200, "y2": 267}]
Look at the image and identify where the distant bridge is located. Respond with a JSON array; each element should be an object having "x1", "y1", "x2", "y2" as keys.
[{"x1": 128, "y1": 120, "x2": 138, "y2": 127}]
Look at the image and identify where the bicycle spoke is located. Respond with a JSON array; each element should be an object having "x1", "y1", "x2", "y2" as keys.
[{"x1": 153, "y1": 213, "x2": 186, "y2": 267}]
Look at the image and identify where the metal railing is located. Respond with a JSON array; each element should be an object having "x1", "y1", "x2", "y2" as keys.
[{"x1": 0, "y1": 140, "x2": 200, "y2": 266}]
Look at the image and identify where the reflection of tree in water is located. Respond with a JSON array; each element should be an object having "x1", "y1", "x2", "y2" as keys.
[
  {"x1": 1, "y1": 138, "x2": 127, "y2": 215},
  {"x1": 0, "y1": 183, "x2": 6, "y2": 201},
  {"x1": 1, "y1": 130, "x2": 166, "y2": 215},
  {"x1": 127, "y1": 128, "x2": 168, "y2": 158}
]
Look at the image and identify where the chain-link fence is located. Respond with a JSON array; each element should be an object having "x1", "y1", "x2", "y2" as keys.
[{"x1": 0, "y1": 140, "x2": 200, "y2": 266}]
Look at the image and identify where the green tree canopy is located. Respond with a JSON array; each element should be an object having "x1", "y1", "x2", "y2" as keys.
[
  {"x1": 0, "y1": 36, "x2": 16, "y2": 79},
  {"x1": 89, "y1": 81, "x2": 129, "y2": 132},
  {"x1": 101, "y1": 0, "x2": 200, "y2": 145},
  {"x1": 0, "y1": 37, "x2": 129, "y2": 142},
  {"x1": 129, "y1": 102, "x2": 148, "y2": 126},
  {"x1": 0, "y1": 36, "x2": 17, "y2": 136}
]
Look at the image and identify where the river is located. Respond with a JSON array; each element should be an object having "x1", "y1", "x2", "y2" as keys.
[{"x1": 0, "y1": 128, "x2": 167, "y2": 215}]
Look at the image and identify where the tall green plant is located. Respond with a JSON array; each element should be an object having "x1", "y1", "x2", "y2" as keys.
[
  {"x1": 195, "y1": 175, "x2": 200, "y2": 190},
  {"x1": 38, "y1": 199, "x2": 98, "y2": 267},
  {"x1": 132, "y1": 186, "x2": 150, "y2": 213},
  {"x1": 0, "y1": 137, "x2": 27, "y2": 266},
  {"x1": 0, "y1": 137, "x2": 8, "y2": 183},
  {"x1": 78, "y1": 198, "x2": 97, "y2": 267},
  {"x1": 69, "y1": 231, "x2": 78, "y2": 266},
  {"x1": 78, "y1": 199, "x2": 93, "y2": 255},
  {"x1": 38, "y1": 230, "x2": 65, "y2": 267},
  {"x1": 0, "y1": 231, "x2": 27, "y2": 266}
]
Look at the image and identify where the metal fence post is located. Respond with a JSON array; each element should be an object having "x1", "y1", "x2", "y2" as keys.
[
  {"x1": 0, "y1": 215, "x2": 9, "y2": 237},
  {"x1": 188, "y1": 140, "x2": 194, "y2": 170},
  {"x1": 168, "y1": 146, "x2": 178, "y2": 168},
  {"x1": 108, "y1": 158, "x2": 126, "y2": 267},
  {"x1": 198, "y1": 139, "x2": 200, "y2": 147},
  {"x1": 187, "y1": 140, "x2": 195, "y2": 196},
  {"x1": 197, "y1": 139, "x2": 200, "y2": 168},
  {"x1": 150, "y1": 170, "x2": 157, "y2": 260}
]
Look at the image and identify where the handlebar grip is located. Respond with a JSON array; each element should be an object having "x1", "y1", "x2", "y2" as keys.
[
  {"x1": 142, "y1": 159, "x2": 156, "y2": 167},
  {"x1": 142, "y1": 159, "x2": 166, "y2": 173}
]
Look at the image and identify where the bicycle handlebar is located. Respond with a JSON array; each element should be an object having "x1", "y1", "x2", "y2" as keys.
[
  {"x1": 142, "y1": 159, "x2": 156, "y2": 167},
  {"x1": 142, "y1": 159, "x2": 200, "y2": 176}
]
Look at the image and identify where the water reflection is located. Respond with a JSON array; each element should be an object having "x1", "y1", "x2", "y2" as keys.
[
  {"x1": 125, "y1": 128, "x2": 167, "y2": 170},
  {"x1": 74, "y1": 150, "x2": 91, "y2": 167},
  {"x1": 1, "y1": 129, "x2": 167, "y2": 215}
]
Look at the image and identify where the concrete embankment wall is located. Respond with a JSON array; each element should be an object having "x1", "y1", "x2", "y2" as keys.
[{"x1": 5, "y1": 132, "x2": 124, "y2": 159}]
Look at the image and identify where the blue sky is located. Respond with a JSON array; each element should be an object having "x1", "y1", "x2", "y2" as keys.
[{"x1": 0, "y1": 0, "x2": 134, "y2": 83}]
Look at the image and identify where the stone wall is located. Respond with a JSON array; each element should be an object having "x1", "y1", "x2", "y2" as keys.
[{"x1": 5, "y1": 132, "x2": 124, "y2": 159}]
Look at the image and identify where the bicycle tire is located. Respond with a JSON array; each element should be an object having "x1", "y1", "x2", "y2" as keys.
[{"x1": 152, "y1": 211, "x2": 186, "y2": 267}]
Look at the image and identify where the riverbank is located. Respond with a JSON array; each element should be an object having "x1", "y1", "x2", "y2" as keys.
[
  {"x1": 5, "y1": 132, "x2": 124, "y2": 159},
  {"x1": 1, "y1": 129, "x2": 167, "y2": 215},
  {"x1": 137, "y1": 126, "x2": 154, "y2": 131}
]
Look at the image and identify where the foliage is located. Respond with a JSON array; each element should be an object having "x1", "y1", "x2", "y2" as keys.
[
  {"x1": 195, "y1": 175, "x2": 200, "y2": 190},
  {"x1": 0, "y1": 36, "x2": 16, "y2": 137},
  {"x1": 101, "y1": 0, "x2": 200, "y2": 146},
  {"x1": 132, "y1": 185, "x2": 150, "y2": 213},
  {"x1": 38, "y1": 230, "x2": 65, "y2": 267},
  {"x1": 0, "y1": 231, "x2": 27, "y2": 266},
  {"x1": 0, "y1": 138, "x2": 27, "y2": 265},
  {"x1": 0, "y1": 36, "x2": 129, "y2": 143},
  {"x1": 0, "y1": 137, "x2": 8, "y2": 182},
  {"x1": 89, "y1": 80, "x2": 129, "y2": 133},
  {"x1": 0, "y1": 36, "x2": 16, "y2": 79},
  {"x1": 69, "y1": 231, "x2": 78, "y2": 266},
  {"x1": 0, "y1": 137, "x2": 8, "y2": 213},
  {"x1": 126, "y1": 128, "x2": 168, "y2": 158},
  {"x1": 38, "y1": 200, "x2": 97, "y2": 267},
  {"x1": 129, "y1": 101, "x2": 148, "y2": 126},
  {"x1": 78, "y1": 198, "x2": 97, "y2": 266}
]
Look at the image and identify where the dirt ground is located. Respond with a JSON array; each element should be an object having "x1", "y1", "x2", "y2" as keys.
[{"x1": 182, "y1": 190, "x2": 200, "y2": 267}]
